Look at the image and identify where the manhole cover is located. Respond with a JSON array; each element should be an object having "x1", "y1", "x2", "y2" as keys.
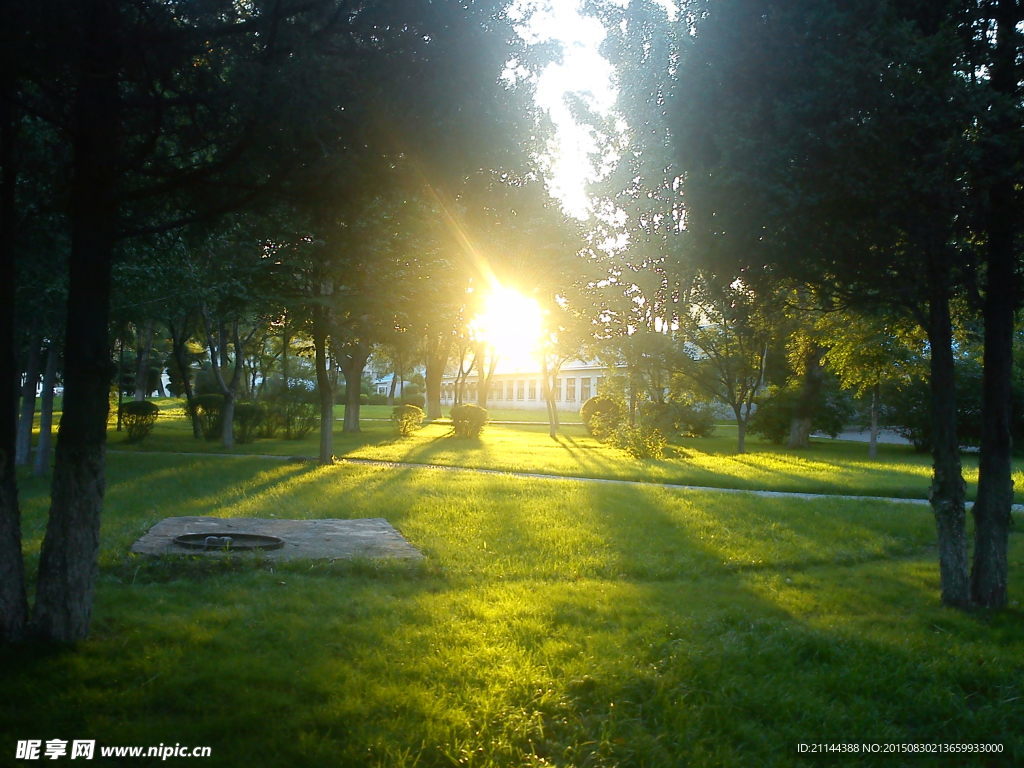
[{"x1": 173, "y1": 533, "x2": 284, "y2": 551}]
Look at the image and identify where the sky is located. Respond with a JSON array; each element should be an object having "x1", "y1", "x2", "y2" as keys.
[{"x1": 514, "y1": 0, "x2": 618, "y2": 218}]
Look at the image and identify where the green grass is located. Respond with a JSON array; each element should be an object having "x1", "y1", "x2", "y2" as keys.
[
  {"x1": 5, "y1": 452, "x2": 1024, "y2": 767},
  {"x1": 103, "y1": 398, "x2": 1024, "y2": 502},
  {"x1": 357, "y1": 404, "x2": 583, "y2": 423}
]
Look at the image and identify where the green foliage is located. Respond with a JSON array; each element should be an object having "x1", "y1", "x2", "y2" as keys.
[
  {"x1": 640, "y1": 399, "x2": 717, "y2": 439},
  {"x1": 254, "y1": 402, "x2": 284, "y2": 439},
  {"x1": 190, "y1": 394, "x2": 225, "y2": 441},
  {"x1": 233, "y1": 402, "x2": 263, "y2": 444},
  {"x1": 367, "y1": 393, "x2": 388, "y2": 405},
  {"x1": 266, "y1": 392, "x2": 319, "y2": 440},
  {"x1": 118, "y1": 400, "x2": 159, "y2": 443},
  {"x1": 392, "y1": 404, "x2": 425, "y2": 437},
  {"x1": 610, "y1": 422, "x2": 667, "y2": 460},
  {"x1": 749, "y1": 385, "x2": 854, "y2": 445},
  {"x1": 359, "y1": 393, "x2": 369, "y2": 405},
  {"x1": 450, "y1": 403, "x2": 488, "y2": 438},
  {"x1": 193, "y1": 369, "x2": 223, "y2": 397},
  {"x1": 402, "y1": 394, "x2": 426, "y2": 409},
  {"x1": 107, "y1": 386, "x2": 118, "y2": 425},
  {"x1": 580, "y1": 394, "x2": 625, "y2": 438}
]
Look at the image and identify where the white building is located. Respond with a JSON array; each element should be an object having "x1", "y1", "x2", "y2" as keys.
[{"x1": 440, "y1": 360, "x2": 608, "y2": 410}]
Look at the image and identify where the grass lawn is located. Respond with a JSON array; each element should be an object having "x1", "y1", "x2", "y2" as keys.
[
  {"x1": 4, "y1": 452, "x2": 1024, "y2": 766},
  {"x1": 356, "y1": 404, "x2": 584, "y2": 423},
  {"x1": 103, "y1": 398, "x2": 1024, "y2": 502}
]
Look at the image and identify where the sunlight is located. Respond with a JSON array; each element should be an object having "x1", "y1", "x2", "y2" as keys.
[{"x1": 471, "y1": 287, "x2": 545, "y2": 372}]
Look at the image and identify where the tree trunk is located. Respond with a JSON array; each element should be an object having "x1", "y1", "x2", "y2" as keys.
[
  {"x1": 388, "y1": 374, "x2": 397, "y2": 405},
  {"x1": 281, "y1": 322, "x2": 290, "y2": 397},
  {"x1": 786, "y1": 346, "x2": 824, "y2": 449},
  {"x1": 32, "y1": 2, "x2": 120, "y2": 643},
  {"x1": 15, "y1": 334, "x2": 42, "y2": 466},
  {"x1": 424, "y1": 332, "x2": 449, "y2": 420},
  {"x1": 168, "y1": 314, "x2": 201, "y2": 438},
  {"x1": 0, "y1": 75, "x2": 27, "y2": 643},
  {"x1": 970, "y1": 0, "x2": 1016, "y2": 610},
  {"x1": 477, "y1": 348, "x2": 497, "y2": 409},
  {"x1": 115, "y1": 331, "x2": 125, "y2": 431},
  {"x1": 926, "y1": 264, "x2": 970, "y2": 608},
  {"x1": 33, "y1": 343, "x2": 60, "y2": 476},
  {"x1": 340, "y1": 340, "x2": 370, "y2": 433},
  {"x1": 867, "y1": 383, "x2": 879, "y2": 460},
  {"x1": 313, "y1": 323, "x2": 333, "y2": 464},
  {"x1": 541, "y1": 357, "x2": 561, "y2": 438},
  {"x1": 133, "y1": 319, "x2": 154, "y2": 401},
  {"x1": 220, "y1": 391, "x2": 236, "y2": 449},
  {"x1": 734, "y1": 406, "x2": 747, "y2": 454},
  {"x1": 203, "y1": 315, "x2": 246, "y2": 450}
]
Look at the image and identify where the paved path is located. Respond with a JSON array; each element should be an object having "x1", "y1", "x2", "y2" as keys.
[{"x1": 113, "y1": 449, "x2": 1024, "y2": 511}]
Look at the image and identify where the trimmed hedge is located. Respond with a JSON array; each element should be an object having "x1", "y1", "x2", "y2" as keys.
[
  {"x1": 189, "y1": 393, "x2": 225, "y2": 441},
  {"x1": 119, "y1": 400, "x2": 160, "y2": 443},
  {"x1": 450, "y1": 403, "x2": 488, "y2": 438},
  {"x1": 402, "y1": 394, "x2": 426, "y2": 409},
  {"x1": 392, "y1": 404, "x2": 425, "y2": 437},
  {"x1": 233, "y1": 402, "x2": 263, "y2": 444}
]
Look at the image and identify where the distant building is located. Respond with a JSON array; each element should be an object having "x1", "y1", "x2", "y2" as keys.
[
  {"x1": 373, "y1": 374, "x2": 416, "y2": 398},
  {"x1": 441, "y1": 360, "x2": 609, "y2": 410}
]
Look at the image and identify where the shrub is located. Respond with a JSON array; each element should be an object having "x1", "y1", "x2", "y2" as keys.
[
  {"x1": 402, "y1": 394, "x2": 426, "y2": 409},
  {"x1": 392, "y1": 404, "x2": 425, "y2": 437},
  {"x1": 749, "y1": 385, "x2": 853, "y2": 445},
  {"x1": 359, "y1": 393, "x2": 369, "y2": 405},
  {"x1": 233, "y1": 402, "x2": 263, "y2": 444},
  {"x1": 611, "y1": 422, "x2": 666, "y2": 460},
  {"x1": 119, "y1": 400, "x2": 159, "y2": 443},
  {"x1": 450, "y1": 403, "x2": 488, "y2": 438},
  {"x1": 367, "y1": 393, "x2": 388, "y2": 405},
  {"x1": 108, "y1": 387, "x2": 118, "y2": 425},
  {"x1": 271, "y1": 393, "x2": 319, "y2": 439},
  {"x1": 255, "y1": 402, "x2": 284, "y2": 439},
  {"x1": 581, "y1": 395, "x2": 625, "y2": 438},
  {"x1": 190, "y1": 393, "x2": 225, "y2": 441},
  {"x1": 676, "y1": 400, "x2": 717, "y2": 438},
  {"x1": 641, "y1": 399, "x2": 717, "y2": 439},
  {"x1": 193, "y1": 369, "x2": 224, "y2": 396}
]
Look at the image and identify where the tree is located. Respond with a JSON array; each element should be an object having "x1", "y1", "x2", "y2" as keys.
[
  {"x1": 659, "y1": 0, "x2": 979, "y2": 606},
  {"x1": 968, "y1": 0, "x2": 1022, "y2": 609},
  {"x1": 7, "y1": 0, "x2": 437, "y2": 643},
  {"x1": 817, "y1": 310, "x2": 924, "y2": 458},
  {"x1": 673, "y1": 274, "x2": 771, "y2": 453}
]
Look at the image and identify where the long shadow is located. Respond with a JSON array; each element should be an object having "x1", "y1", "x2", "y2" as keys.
[{"x1": 5, "y1": 466, "x2": 1022, "y2": 765}]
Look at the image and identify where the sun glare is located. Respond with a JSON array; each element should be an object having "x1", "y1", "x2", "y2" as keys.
[{"x1": 472, "y1": 287, "x2": 545, "y2": 372}]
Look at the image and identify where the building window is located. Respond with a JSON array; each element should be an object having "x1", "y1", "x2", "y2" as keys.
[
  {"x1": 528, "y1": 380, "x2": 536, "y2": 400},
  {"x1": 517, "y1": 380, "x2": 525, "y2": 400},
  {"x1": 580, "y1": 377, "x2": 592, "y2": 401},
  {"x1": 554, "y1": 378, "x2": 562, "y2": 401},
  {"x1": 566, "y1": 378, "x2": 576, "y2": 402}
]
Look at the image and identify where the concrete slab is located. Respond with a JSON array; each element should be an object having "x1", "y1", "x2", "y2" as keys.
[{"x1": 131, "y1": 517, "x2": 423, "y2": 561}]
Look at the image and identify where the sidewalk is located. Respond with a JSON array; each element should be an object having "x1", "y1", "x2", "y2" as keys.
[{"x1": 113, "y1": 449, "x2": 1024, "y2": 512}]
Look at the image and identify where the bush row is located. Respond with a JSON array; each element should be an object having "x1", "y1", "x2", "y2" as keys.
[
  {"x1": 189, "y1": 394, "x2": 318, "y2": 443},
  {"x1": 579, "y1": 395, "x2": 716, "y2": 460}
]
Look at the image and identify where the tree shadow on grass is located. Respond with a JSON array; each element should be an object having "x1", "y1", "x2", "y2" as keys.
[
  {"x1": 5, "y1": 467, "x2": 1023, "y2": 766},
  {"x1": 552, "y1": 433, "x2": 622, "y2": 477}
]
